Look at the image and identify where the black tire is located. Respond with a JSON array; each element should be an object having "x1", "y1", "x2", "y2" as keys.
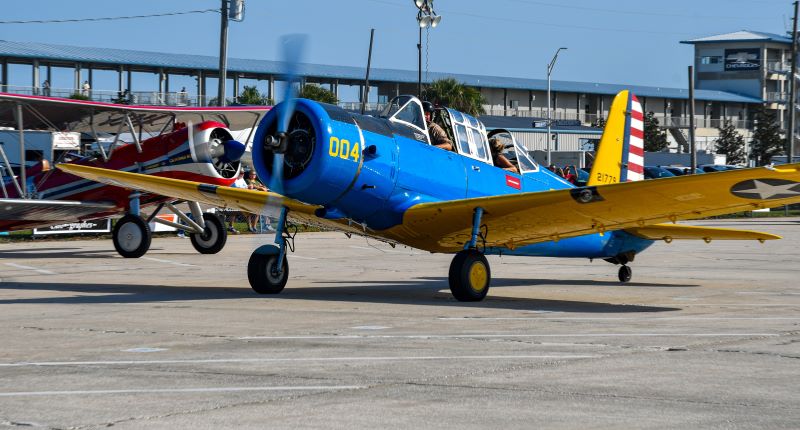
[
  {"x1": 190, "y1": 213, "x2": 227, "y2": 254},
  {"x1": 448, "y1": 249, "x2": 491, "y2": 302},
  {"x1": 112, "y1": 214, "x2": 152, "y2": 258},
  {"x1": 618, "y1": 265, "x2": 632, "y2": 283},
  {"x1": 247, "y1": 245, "x2": 289, "y2": 294}
]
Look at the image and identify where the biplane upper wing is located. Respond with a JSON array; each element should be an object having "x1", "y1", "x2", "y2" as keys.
[
  {"x1": 0, "y1": 93, "x2": 270, "y2": 133},
  {"x1": 386, "y1": 163, "x2": 800, "y2": 252},
  {"x1": 0, "y1": 198, "x2": 117, "y2": 231}
]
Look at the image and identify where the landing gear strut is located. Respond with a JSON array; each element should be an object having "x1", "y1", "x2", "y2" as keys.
[
  {"x1": 248, "y1": 206, "x2": 291, "y2": 295},
  {"x1": 448, "y1": 207, "x2": 491, "y2": 302}
]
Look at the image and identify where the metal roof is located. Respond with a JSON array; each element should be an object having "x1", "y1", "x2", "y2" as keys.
[
  {"x1": 0, "y1": 40, "x2": 762, "y2": 103},
  {"x1": 681, "y1": 30, "x2": 792, "y2": 45}
]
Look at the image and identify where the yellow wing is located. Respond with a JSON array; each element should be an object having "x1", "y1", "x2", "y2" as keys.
[
  {"x1": 381, "y1": 164, "x2": 800, "y2": 252},
  {"x1": 56, "y1": 164, "x2": 372, "y2": 237},
  {"x1": 624, "y1": 224, "x2": 780, "y2": 242}
]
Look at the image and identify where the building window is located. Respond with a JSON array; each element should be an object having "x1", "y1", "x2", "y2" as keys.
[{"x1": 701, "y1": 56, "x2": 722, "y2": 65}]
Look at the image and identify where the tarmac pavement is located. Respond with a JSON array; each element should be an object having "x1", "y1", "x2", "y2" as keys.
[{"x1": 0, "y1": 218, "x2": 798, "y2": 429}]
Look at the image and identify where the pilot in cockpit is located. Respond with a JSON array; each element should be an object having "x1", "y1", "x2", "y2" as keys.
[
  {"x1": 422, "y1": 101, "x2": 454, "y2": 151},
  {"x1": 489, "y1": 137, "x2": 519, "y2": 174}
]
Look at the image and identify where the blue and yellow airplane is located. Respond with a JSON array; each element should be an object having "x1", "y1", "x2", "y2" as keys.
[{"x1": 60, "y1": 90, "x2": 800, "y2": 301}]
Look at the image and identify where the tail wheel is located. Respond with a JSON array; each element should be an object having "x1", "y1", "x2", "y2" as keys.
[
  {"x1": 247, "y1": 245, "x2": 289, "y2": 294},
  {"x1": 618, "y1": 265, "x2": 632, "y2": 283},
  {"x1": 190, "y1": 213, "x2": 227, "y2": 254},
  {"x1": 112, "y1": 214, "x2": 152, "y2": 258},
  {"x1": 448, "y1": 249, "x2": 491, "y2": 302}
]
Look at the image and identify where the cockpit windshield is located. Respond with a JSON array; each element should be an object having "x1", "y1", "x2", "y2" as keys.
[{"x1": 380, "y1": 96, "x2": 426, "y2": 131}]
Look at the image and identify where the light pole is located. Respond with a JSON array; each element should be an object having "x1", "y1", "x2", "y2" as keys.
[
  {"x1": 546, "y1": 47, "x2": 567, "y2": 167},
  {"x1": 218, "y1": 0, "x2": 245, "y2": 107},
  {"x1": 414, "y1": 0, "x2": 441, "y2": 99}
]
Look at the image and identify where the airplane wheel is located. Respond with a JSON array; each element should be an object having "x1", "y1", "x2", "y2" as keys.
[
  {"x1": 190, "y1": 213, "x2": 227, "y2": 254},
  {"x1": 247, "y1": 245, "x2": 289, "y2": 294},
  {"x1": 618, "y1": 265, "x2": 632, "y2": 283},
  {"x1": 113, "y1": 214, "x2": 151, "y2": 258},
  {"x1": 448, "y1": 249, "x2": 491, "y2": 302}
]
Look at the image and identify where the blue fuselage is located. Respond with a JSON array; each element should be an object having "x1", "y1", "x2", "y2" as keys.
[{"x1": 253, "y1": 101, "x2": 654, "y2": 260}]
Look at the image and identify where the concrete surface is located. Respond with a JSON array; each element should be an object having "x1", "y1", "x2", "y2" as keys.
[{"x1": 0, "y1": 219, "x2": 798, "y2": 429}]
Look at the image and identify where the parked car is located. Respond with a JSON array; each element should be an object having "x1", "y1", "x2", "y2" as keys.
[
  {"x1": 700, "y1": 164, "x2": 741, "y2": 173},
  {"x1": 644, "y1": 166, "x2": 676, "y2": 179},
  {"x1": 663, "y1": 166, "x2": 705, "y2": 176}
]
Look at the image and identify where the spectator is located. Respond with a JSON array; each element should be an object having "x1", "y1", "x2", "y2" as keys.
[
  {"x1": 81, "y1": 80, "x2": 91, "y2": 97},
  {"x1": 245, "y1": 171, "x2": 273, "y2": 233},
  {"x1": 42, "y1": 80, "x2": 50, "y2": 97},
  {"x1": 226, "y1": 171, "x2": 248, "y2": 234}
]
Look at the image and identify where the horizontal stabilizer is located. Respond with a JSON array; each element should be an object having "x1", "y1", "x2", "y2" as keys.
[{"x1": 625, "y1": 224, "x2": 780, "y2": 242}]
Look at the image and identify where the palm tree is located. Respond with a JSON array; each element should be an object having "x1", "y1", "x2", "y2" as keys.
[{"x1": 423, "y1": 78, "x2": 486, "y2": 116}]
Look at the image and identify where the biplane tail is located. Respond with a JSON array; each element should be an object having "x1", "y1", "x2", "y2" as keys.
[{"x1": 587, "y1": 90, "x2": 644, "y2": 186}]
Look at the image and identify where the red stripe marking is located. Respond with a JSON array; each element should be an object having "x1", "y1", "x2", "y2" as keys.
[
  {"x1": 630, "y1": 128, "x2": 644, "y2": 139},
  {"x1": 632, "y1": 95, "x2": 639, "y2": 102},
  {"x1": 631, "y1": 110, "x2": 644, "y2": 121},
  {"x1": 506, "y1": 175, "x2": 521, "y2": 189},
  {"x1": 628, "y1": 164, "x2": 644, "y2": 174},
  {"x1": 629, "y1": 146, "x2": 644, "y2": 156}
]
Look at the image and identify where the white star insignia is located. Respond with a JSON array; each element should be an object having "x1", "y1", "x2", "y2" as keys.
[{"x1": 734, "y1": 180, "x2": 800, "y2": 199}]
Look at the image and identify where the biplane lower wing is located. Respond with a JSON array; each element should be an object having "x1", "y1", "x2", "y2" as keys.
[
  {"x1": 0, "y1": 198, "x2": 116, "y2": 231},
  {"x1": 60, "y1": 163, "x2": 799, "y2": 253}
]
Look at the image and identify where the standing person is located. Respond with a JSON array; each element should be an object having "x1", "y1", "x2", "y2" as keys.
[
  {"x1": 422, "y1": 101, "x2": 453, "y2": 151},
  {"x1": 245, "y1": 171, "x2": 273, "y2": 233},
  {"x1": 42, "y1": 80, "x2": 50, "y2": 96},
  {"x1": 179, "y1": 86, "x2": 188, "y2": 105},
  {"x1": 81, "y1": 80, "x2": 91, "y2": 97},
  {"x1": 225, "y1": 171, "x2": 248, "y2": 234}
]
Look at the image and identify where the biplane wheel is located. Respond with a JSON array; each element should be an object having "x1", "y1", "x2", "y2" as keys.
[
  {"x1": 112, "y1": 214, "x2": 152, "y2": 258},
  {"x1": 190, "y1": 213, "x2": 227, "y2": 254},
  {"x1": 247, "y1": 245, "x2": 289, "y2": 294},
  {"x1": 618, "y1": 265, "x2": 632, "y2": 283},
  {"x1": 448, "y1": 249, "x2": 491, "y2": 302}
]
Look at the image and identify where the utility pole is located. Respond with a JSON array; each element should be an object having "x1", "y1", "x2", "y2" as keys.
[
  {"x1": 546, "y1": 47, "x2": 567, "y2": 167},
  {"x1": 789, "y1": 0, "x2": 798, "y2": 164},
  {"x1": 361, "y1": 29, "x2": 375, "y2": 115},
  {"x1": 688, "y1": 65, "x2": 697, "y2": 173},
  {"x1": 217, "y1": 0, "x2": 229, "y2": 106}
]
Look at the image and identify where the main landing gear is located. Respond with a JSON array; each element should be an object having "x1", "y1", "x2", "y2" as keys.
[
  {"x1": 605, "y1": 252, "x2": 635, "y2": 283},
  {"x1": 448, "y1": 207, "x2": 491, "y2": 302},
  {"x1": 112, "y1": 194, "x2": 227, "y2": 258},
  {"x1": 248, "y1": 206, "x2": 292, "y2": 294}
]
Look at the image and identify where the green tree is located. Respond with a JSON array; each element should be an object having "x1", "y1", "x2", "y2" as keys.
[
  {"x1": 643, "y1": 111, "x2": 668, "y2": 152},
  {"x1": 750, "y1": 106, "x2": 784, "y2": 165},
  {"x1": 715, "y1": 121, "x2": 746, "y2": 165},
  {"x1": 237, "y1": 85, "x2": 273, "y2": 105},
  {"x1": 68, "y1": 93, "x2": 90, "y2": 101},
  {"x1": 423, "y1": 78, "x2": 486, "y2": 116},
  {"x1": 299, "y1": 84, "x2": 338, "y2": 104}
]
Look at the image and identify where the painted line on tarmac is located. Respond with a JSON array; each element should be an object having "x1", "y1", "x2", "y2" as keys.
[
  {"x1": 287, "y1": 255, "x2": 317, "y2": 260},
  {"x1": 0, "y1": 386, "x2": 365, "y2": 397},
  {"x1": 652, "y1": 303, "x2": 800, "y2": 307},
  {"x1": 238, "y1": 333, "x2": 779, "y2": 340},
  {"x1": 3, "y1": 263, "x2": 56, "y2": 275},
  {"x1": 0, "y1": 354, "x2": 599, "y2": 368},
  {"x1": 141, "y1": 257, "x2": 197, "y2": 267},
  {"x1": 349, "y1": 245, "x2": 419, "y2": 255},
  {"x1": 437, "y1": 317, "x2": 800, "y2": 321}
]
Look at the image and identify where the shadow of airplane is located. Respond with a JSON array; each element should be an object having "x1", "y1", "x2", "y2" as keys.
[{"x1": 0, "y1": 278, "x2": 681, "y2": 313}]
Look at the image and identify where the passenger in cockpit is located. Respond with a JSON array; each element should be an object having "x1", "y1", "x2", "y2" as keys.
[
  {"x1": 489, "y1": 138, "x2": 519, "y2": 174},
  {"x1": 422, "y1": 101, "x2": 454, "y2": 151}
]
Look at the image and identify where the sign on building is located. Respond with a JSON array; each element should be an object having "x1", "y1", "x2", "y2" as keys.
[{"x1": 724, "y1": 48, "x2": 761, "y2": 71}]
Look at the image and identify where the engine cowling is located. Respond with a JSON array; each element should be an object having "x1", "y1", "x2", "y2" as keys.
[{"x1": 252, "y1": 100, "x2": 364, "y2": 207}]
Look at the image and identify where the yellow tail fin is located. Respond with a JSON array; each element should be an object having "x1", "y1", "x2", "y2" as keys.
[{"x1": 587, "y1": 90, "x2": 644, "y2": 186}]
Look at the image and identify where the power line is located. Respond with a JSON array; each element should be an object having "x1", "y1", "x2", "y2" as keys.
[{"x1": 0, "y1": 9, "x2": 219, "y2": 25}]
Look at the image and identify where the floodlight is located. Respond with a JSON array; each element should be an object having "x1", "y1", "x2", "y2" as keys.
[
  {"x1": 419, "y1": 15, "x2": 431, "y2": 27},
  {"x1": 414, "y1": 0, "x2": 424, "y2": 8},
  {"x1": 431, "y1": 14, "x2": 441, "y2": 27}
]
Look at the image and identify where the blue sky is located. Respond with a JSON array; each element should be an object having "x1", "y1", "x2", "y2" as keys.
[{"x1": 0, "y1": 0, "x2": 794, "y2": 99}]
